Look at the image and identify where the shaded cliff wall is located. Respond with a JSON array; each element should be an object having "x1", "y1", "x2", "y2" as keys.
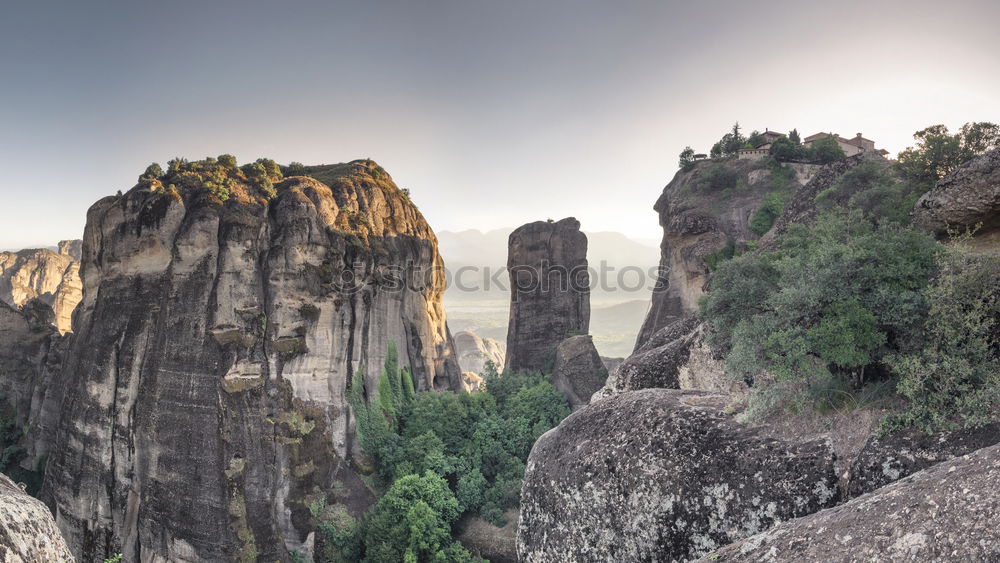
[
  {"x1": 505, "y1": 218, "x2": 589, "y2": 373},
  {"x1": 40, "y1": 160, "x2": 460, "y2": 562}
]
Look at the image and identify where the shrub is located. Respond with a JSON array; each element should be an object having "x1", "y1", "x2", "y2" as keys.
[
  {"x1": 749, "y1": 191, "x2": 787, "y2": 236},
  {"x1": 698, "y1": 164, "x2": 740, "y2": 191},
  {"x1": 884, "y1": 247, "x2": 1000, "y2": 433},
  {"x1": 701, "y1": 212, "x2": 938, "y2": 414},
  {"x1": 217, "y1": 154, "x2": 238, "y2": 169}
]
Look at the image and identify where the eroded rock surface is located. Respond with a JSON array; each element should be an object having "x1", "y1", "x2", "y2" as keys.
[
  {"x1": 518, "y1": 389, "x2": 839, "y2": 562},
  {"x1": 598, "y1": 316, "x2": 700, "y2": 397},
  {"x1": 40, "y1": 160, "x2": 460, "y2": 562},
  {"x1": 635, "y1": 160, "x2": 818, "y2": 349},
  {"x1": 0, "y1": 472, "x2": 74, "y2": 562},
  {"x1": 505, "y1": 218, "x2": 589, "y2": 373},
  {"x1": 453, "y1": 330, "x2": 505, "y2": 374},
  {"x1": 549, "y1": 334, "x2": 607, "y2": 409},
  {"x1": 705, "y1": 442, "x2": 1000, "y2": 562},
  {"x1": 847, "y1": 422, "x2": 1000, "y2": 498},
  {"x1": 57, "y1": 239, "x2": 83, "y2": 261},
  {"x1": 913, "y1": 147, "x2": 1000, "y2": 235},
  {"x1": 0, "y1": 248, "x2": 82, "y2": 333}
]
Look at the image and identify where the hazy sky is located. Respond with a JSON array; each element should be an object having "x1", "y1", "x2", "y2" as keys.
[{"x1": 1, "y1": 0, "x2": 998, "y2": 249}]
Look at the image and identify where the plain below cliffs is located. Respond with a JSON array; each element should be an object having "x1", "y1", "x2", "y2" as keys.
[
  {"x1": 39, "y1": 159, "x2": 461, "y2": 562},
  {"x1": 0, "y1": 241, "x2": 83, "y2": 334}
]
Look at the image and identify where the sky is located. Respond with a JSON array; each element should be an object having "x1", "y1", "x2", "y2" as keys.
[{"x1": 1, "y1": 0, "x2": 998, "y2": 249}]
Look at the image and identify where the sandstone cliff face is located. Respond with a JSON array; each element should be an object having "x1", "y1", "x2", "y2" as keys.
[
  {"x1": 913, "y1": 147, "x2": 1000, "y2": 243},
  {"x1": 453, "y1": 330, "x2": 505, "y2": 374},
  {"x1": 518, "y1": 389, "x2": 839, "y2": 562},
  {"x1": 505, "y1": 218, "x2": 589, "y2": 373},
  {"x1": 0, "y1": 247, "x2": 82, "y2": 334},
  {"x1": 635, "y1": 160, "x2": 817, "y2": 349},
  {"x1": 704, "y1": 442, "x2": 1000, "y2": 562},
  {"x1": 40, "y1": 160, "x2": 460, "y2": 562},
  {"x1": 0, "y1": 472, "x2": 75, "y2": 562}
]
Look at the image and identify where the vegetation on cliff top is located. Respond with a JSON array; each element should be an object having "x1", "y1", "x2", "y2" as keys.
[{"x1": 135, "y1": 156, "x2": 410, "y2": 206}]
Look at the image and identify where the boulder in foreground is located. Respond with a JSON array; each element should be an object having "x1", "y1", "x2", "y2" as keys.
[
  {"x1": 517, "y1": 389, "x2": 839, "y2": 562},
  {"x1": 704, "y1": 442, "x2": 1000, "y2": 562}
]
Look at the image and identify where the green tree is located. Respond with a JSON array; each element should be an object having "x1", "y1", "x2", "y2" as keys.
[
  {"x1": 140, "y1": 163, "x2": 163, "y2": 181},
  {"x1": 362, "y1": 472, "x2": 469, "y2": 563},
  {"x1": 678, "y1": 146, "x2": 696, "y2": 171},
  {"x1": 885, "y1": 247, "x2": 1000, "y2": 433},
  {"x1": 809, "y1": 136, "x2": 846, "y2": 163},
  {"x1": 749, "y1": 191, "x2": 788, "y2": 235},
  {"x1": 896, "y1": 122, "x2": 1000, "y2": 186},
  {"x1": 217, "y1": 154, "x2": 238, "y2": 169}
]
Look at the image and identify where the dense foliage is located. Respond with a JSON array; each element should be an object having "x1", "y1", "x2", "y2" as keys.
[
  {"x1": 701, "y1": 213, "x2": 939, "y2": 414},
  {"x1": 138, "y1": 155, "x2": 284, "y2": 202},
  {"x1": 896, "y1": 122, "x2": 999, "y2": 186},
  {"x1": 815, "y1": 161, "x2": 925, "y2": 224},
  {"x1": 314, "y1": 347, "x2": 569, "y2": 562},
  {"x1": 884, "y1": 246, "x2": 1000, "y2": 433},
  {"x1": 702, "y1": 202, "x2": 1000, "y2": 433}
]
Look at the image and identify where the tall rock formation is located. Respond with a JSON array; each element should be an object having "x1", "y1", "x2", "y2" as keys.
[
  {"x1": 0, "y1": 246, "x2": 82, "y2": 334},
  {"x1": 40, "y1": 159, "x2": 461, "y2": 562},
  {"x1": 505, "y1": 218, "x2": 589, "y2": 373},
  {"x1": 518, "y1": 389, "x2": 839, "y2": 562}
]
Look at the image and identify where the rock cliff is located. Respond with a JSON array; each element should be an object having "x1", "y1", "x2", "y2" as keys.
[
  {"x1": 549, "y1": 334, "x2": 606, "y2": 409},
  {"x1": 847, "y1": 422, "x2": 1000, "y2": 498},
  {"x1": 0, "y1": 246, "x2": 82, "y2": 334},
  {"x1": 704, "y1": 442, "x2": 1000, "y2": 561},
  {"x1": 58, "y1": 239, "x2": 83, "y2": 261},
  {"x1": 0, "y1": 301, "x2": 69, "y2": 469},
  {"x1": 635, "y1": 160, "x2": 818, "y2": 349},
  {"x1": 505, "y1": 218, "x2": 589, "y2": 373},
  {"x1": 0, "y1": 472, "x2": 75, "y2": 562},
  {"x1": 517, "y1": 389, "x2": 839, "y2": 562},
  {"x1": 913, "y1": 147, "x2": 1000, "y2": 243},
  {"x1": 453, "y1": 330, "x2": 505, "y2": 374},
  {"x1": 39, "y1": 159, "x2": 460, "y2": 562}
]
